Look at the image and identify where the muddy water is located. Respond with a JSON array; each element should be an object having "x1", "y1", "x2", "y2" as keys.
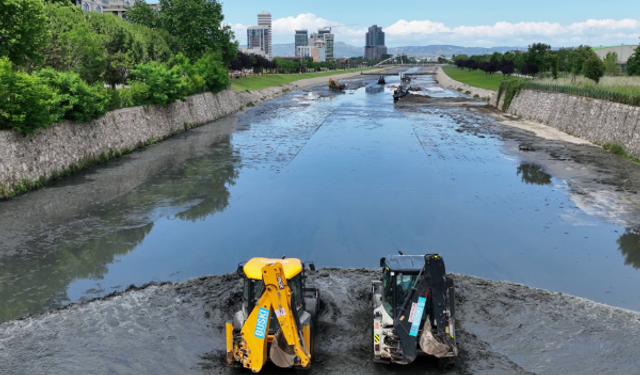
[{"x1": 2, "y1": 69, "x2": 640, "y2": 327}]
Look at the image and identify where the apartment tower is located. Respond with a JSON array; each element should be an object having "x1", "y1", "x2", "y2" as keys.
[
  {"x1": 257, "y1": 11, "x2": 272, "y2": 59},
  {"x1": 295, "y1": 30, "x2": 308, "y2": 57},
  {"x1": 364, "y1": 25, "x2": 387, "y2": 60}
]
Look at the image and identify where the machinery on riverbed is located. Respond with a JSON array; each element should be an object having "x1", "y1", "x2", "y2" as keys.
[
  {"x1": 372, "y1": 254, "x2": 458, "y2": 365},
  {"x1": 226, "y1": 257, "x2": 319, "y2": 372},
  {"x1": 328, "y1": 78, "x2": 346, "y2": 91},
  {"x1": 393, "y1": 85, "x2": 411, "y2": 101}
]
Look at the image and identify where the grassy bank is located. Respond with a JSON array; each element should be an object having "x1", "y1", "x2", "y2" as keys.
[
  {"x1": 230, "y1": 69, "x2": 374, "y2": 92},
  {"x1": 535, "y1": 76, "x2": 640, "y2": 96},
  {"x1": 442, "y1": 66, "x2": 518, "y2": 91}
]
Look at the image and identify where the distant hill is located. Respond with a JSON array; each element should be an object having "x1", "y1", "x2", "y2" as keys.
[
  {"x1": 388, "y1": 45, "x2": 518, "y2": 57},
  {"x1": 272, "y1": 43, "x2": 518, "y2": 58}
]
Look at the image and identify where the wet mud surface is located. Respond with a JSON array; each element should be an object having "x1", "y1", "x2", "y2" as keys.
[{"x1": 1, "y1": 269, "x2": 638, "y2": 375}]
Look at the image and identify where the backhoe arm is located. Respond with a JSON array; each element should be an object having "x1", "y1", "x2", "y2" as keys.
[
  {"x1": 237, "y1": 262, "x2": 310, "y2": 372},
  {"x1": 392, "y1": 254, "x2": 456, "y2": 363}
]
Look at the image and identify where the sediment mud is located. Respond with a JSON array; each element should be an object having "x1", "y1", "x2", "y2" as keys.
[{"x1": 1, "y1": 269, "x2": 638, "y2": 375}]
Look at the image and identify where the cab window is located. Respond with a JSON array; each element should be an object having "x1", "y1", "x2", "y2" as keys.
[{"x1": 382, "y1": 268, "x2": 394, "y2": 316}]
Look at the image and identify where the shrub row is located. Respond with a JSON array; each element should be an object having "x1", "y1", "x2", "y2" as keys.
[{"x1": 0, "y1": 53, "x2": 229, "y2": 135}]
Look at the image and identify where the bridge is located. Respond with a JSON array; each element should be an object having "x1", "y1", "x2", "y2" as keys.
[{"x1": 374, "y1": 54, "x2": 452, "y2": 67}]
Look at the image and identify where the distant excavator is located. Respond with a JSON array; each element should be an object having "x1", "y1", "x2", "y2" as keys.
[
  {"x1": 328, "y1": 78, "x2": 346, "y2": 92},
  {"x1": 372, "y1": 254, "x2": 458, "y2": 365},
  {"x1": 226, "y1": 257, "x2": 319, "y2": 372}
]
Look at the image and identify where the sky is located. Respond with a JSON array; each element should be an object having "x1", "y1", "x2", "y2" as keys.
[{"x1": 221, "y1": 0, "x2": 640, "y2": 48}]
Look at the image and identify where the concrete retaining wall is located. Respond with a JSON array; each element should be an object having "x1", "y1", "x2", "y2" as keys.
[{"x1": 507, "y1": 90, "x2": 640, "y2": 157}]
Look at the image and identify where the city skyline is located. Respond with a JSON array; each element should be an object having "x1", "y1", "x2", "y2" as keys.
[{"x1": 224, "y1": 0, "x2": 640, "y2": 48}]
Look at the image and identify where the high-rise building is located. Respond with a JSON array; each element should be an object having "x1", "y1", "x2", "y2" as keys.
[
  {"x1": 308, "y1": 28, "x2": 334, "y2": 59},
  {"x1": 318, "y1": 28, "x2": 334, "y2": 59},
  {"x1": 364, "y1": 25, "x2": 387, "y2": 60},
  {"x1": 247, "y1": 26, "x2": 270, "y2": 58},
  {"x1": 295, "y1": 30, "x2": 308, "y2": 57},
  {"x1": 256, "y1": 11, "x2": 272, "y2": 59}
]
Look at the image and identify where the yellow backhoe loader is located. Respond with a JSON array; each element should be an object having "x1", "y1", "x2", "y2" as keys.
[
  {"x1": 226, "y1": 257, "x2": 318, "y2": 372},
  {"x1": 328, "y1": 78, "x2": 346, "y2": 91}
]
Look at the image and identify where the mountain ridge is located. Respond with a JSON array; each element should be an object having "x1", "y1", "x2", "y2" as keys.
[{"x1": 271, "y1": 42, "x2": 518, "y2": 58}]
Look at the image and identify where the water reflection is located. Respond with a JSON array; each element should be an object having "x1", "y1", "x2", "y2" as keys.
[
  {"x1": 0, "y1": 135, "x2": 239, "y2": 322},
  {"x1": 365, "y1": 85, "x2": 385, "y2": 95},
  {"x1": 617, "y1": 228, "x2": 640, "y2": 269},
  {"x1": 517, "y1": 162, "x2": 552, "y2": 185},
  {"x1": 0, "y1": 223, "x2": 153, "y2": 322}
]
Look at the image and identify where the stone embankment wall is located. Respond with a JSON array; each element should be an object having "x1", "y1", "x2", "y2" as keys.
[
  {"x1": 435, "y1": 66, "x2": 497, "y2": 103},
  {"x1": 438, "y1": 67, "x2": 640, "y2": 158},
  {"x1": 506, "y1": 91, "x2": 640, "y2": 156},
  {"x1": 0, "y1": 86, "x2": 283, "y2": 195}
]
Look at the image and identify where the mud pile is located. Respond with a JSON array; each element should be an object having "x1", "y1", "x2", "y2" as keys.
[{"x1": 1, "y1": 269, "x2": 638, "y2": 375}]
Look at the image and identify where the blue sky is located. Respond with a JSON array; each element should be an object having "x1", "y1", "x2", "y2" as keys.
[{"x1": 221, "y1": 0, "x2": 640, "y2": 47}]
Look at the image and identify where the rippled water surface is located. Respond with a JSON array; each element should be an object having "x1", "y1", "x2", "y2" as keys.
[{"x1": 2, "y1": 72, "x2": 640, "y2": 323}]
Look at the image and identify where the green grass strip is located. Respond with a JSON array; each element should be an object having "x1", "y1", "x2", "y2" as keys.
[{"x1": 442, "y1": 66, "x2": 520, "y2": 91}]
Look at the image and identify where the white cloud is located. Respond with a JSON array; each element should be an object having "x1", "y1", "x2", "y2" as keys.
[
  {"x1": 384, "y1": 20, "x2": 450, "y2": 35},
  {"x1": 272, "y1": 13, "x2": 333, "y2": 34},
  {"x1": 230, "y1": 14, "x2": 640, "y2": 47}
]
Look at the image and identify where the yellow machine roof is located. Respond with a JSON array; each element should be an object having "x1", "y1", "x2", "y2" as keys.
[{"x1": 243, "y1": 258, "x2": 303, "y2": 280}]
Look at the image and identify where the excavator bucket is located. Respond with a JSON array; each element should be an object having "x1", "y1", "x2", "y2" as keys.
[
  {"x1": 419, "y1": 325, "x2": 456, "y2": 358},
  {"x1": 269, "y1": 329, "x2": 297, "y2": 368}
]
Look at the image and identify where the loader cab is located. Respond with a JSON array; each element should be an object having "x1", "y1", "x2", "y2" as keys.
[{"x1": 380, "y1": 255, "x2": 425, "y2": 318}]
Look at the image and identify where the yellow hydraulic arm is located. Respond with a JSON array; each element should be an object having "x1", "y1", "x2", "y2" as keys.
[{"x1": 227, "y1": 261, "x2": 310, "y2": 372}]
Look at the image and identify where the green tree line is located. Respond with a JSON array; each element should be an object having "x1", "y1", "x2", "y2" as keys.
[
  {"x1": 0, "y1": 0, "x2": 236, "y2": 135},
  {"x1": 453, "y1": 43, "x2": 627, "y2": 83}
]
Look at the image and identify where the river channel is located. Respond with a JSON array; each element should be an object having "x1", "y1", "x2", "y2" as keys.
[{"x1": 1, "y1": 68, "x2": 640, "y2": 326}]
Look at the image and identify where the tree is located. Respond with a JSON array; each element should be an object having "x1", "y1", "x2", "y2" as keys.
[
  {"x1": 125, "y1": 0, "x2": 159, "y2": 29},
  {"x1": 0, "y1": 0, "x2": 49, "y2": 65},
  {"x1": 556, "y1": 47, "x2": 573, "y2": 76},
  {"x1": 550, "y1": 54, "x2": 559, "y2": 79},
  {"x1": 569, "y1": 45, "x2": 593, "y2": 79},
  {"x1": 582, "y1": 54, "x2": 605, "y2": 83},
  {"x1": 513, "y1": 52, "x2": 526, "y2": 71},
  {"x1": 603, "y1": 52, "x2": 621, "y2": 76},
  {"x1": 490, "y1": 51, "x2": 502, "y2": 62},
  {"x1": 452, "y1": 54, "x2": 468, "y2": 61},
  {"x1": 526, "y1": 43, "x2": 551, "y2": 75},
  {"x1": 156, "y1": 0, "x2": 237, "y2": 63},
  {"x1": 500, "y1": 60, "x2": 515, "y2": 76},
  {"x1": 628, "y1": 47, "x2": 640, "y2": 76}
]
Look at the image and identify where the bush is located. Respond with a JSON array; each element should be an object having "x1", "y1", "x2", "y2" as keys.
[
  {"x1": 129, "y1": 62, "x2": 189, "y2": 105},
  {"x1": 128, "y1": 61, "x2": 189, "y2": 105},
  {"x1": 193, "y1": 52, "x2": 229, "y2": 93},
  {"x1": 0, "y1": 57, "x2": 61, "y2": 134},
  {"x1": 34, "y1": 68, "x2": 110, "y2": 122}
]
